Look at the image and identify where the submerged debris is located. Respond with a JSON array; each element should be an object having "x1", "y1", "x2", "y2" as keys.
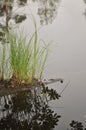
[{"x1": 43, "y1": 78, "x2": 63, "y2": 85}]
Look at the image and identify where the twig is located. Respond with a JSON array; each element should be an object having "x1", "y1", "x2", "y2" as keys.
[{"x1": 60, "y1": 80, "x2": 70, "y2": 95}]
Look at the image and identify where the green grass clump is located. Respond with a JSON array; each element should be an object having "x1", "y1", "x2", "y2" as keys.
[
  {"x1": 9, "y1": 26, "x2": 49, "y2": 83},
  {"x1": 0, "y1": 19, "x2": 49, "y2": 85},
  {"x1": 9, "y1": 33, "x2": 31, "y2": 83}
]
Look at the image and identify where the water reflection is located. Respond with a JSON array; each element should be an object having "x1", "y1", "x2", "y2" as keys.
[
  {"x1": 67, "y1": 120, "x2": 86, "y2": 130},
  {"x1": 0, "y1": 0, "x2": 27, "y2": 42},
  {"x1": 0, "y1": 85, "x2": 61, "y2": 130},
  {"x1": 83, "y1": 0, "x2": 86, "y2": 18},
  {"x1": 83, "y1": 0, "x2": 86, "y2": 4},
  {"x1": 33, "y1": 0, "x2": 61, "y2": 25},
  {"x1": 0, "y1": 0, "x2": 61, "y2": 41},
  {"x1": 0, "y1": 0, "x2": 27, "y2": 25},
  {"x1": 0, "y1": 0, "x2": 61, "y2": 28},
  {"x1": 18, "y1": 0, "x2": 28, "y2": 6}
]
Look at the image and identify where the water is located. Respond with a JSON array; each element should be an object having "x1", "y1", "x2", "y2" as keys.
[
  {"x1": 0, "y1": 0, "x2": 86, "y2": 129},
  {"x1": 43, "y1": 0, "x2": 86, "y2": 129},
  {"x1": 0, "y1": 85, "x2": 61, "y2": 130}
]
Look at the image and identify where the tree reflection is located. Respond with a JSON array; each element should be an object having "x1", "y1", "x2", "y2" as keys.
[
  {"x1": 33, "y1": 0, "x2": 61, "y2": 25},
  {"x1": 83, "y1": 0, "x2": 86, "y2": 18},
  {"x1": 0, "y1": 0, "x2": 61, "y2": 28},
  {"x1": 0, "y1": 0, "x2": 27, "y2": 42},
  {"x1": 83, "y1": 0, "x2": 86, "y2": 4},
  {"x1": 18, "y1": 0, "x2": 28, "y2": 6},
  {"x1": 67, "y1": 120, "x2": 86, "y2": 130},
  {"x1": 0, "y1": 85, "x2": 61, "y2": 130},
  {"x1": 0, "y1": 0, "x2": 61, "y2": 42}
]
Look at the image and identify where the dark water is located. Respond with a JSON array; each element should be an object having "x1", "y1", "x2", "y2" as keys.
[
  {"x1": 0, "y1": 85, "x2": 61, "y2": 130},
  {"x1": 0, "y1": 0, "x2": 86, "y2": 129}
]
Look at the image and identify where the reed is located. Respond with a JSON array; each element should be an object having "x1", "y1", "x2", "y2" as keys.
[
  {"x1": 9, "y1": 25, "x2": 49, "y2": 83},
  {"x1": 0, "y1": 18, "x2": 49, "y2": 84},
  {"x1": 9, "y1": 33, "x2": 31, "y2": 83}
]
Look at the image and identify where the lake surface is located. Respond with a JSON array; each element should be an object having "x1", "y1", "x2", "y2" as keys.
[{"x1": 0, "y1": 0, "x2": 86, "y2": 129}]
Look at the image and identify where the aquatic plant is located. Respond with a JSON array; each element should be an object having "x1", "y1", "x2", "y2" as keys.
[
  {"x1": 9, "y1": 33, "x2": 30, "y2": 83},
  {"x1": 9, "y1": 23, "x2": 49, "y2": 83},
  {"x1": 0, "y1": 16, "x2": 49, "y2": 87}
]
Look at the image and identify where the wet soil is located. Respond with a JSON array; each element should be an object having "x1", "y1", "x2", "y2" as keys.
[
  {"x1": 0, "y1": 76, "x2": 63, "y2": 97},
  {"x1": 0, "y1": 76, "x2": 42, "y2": 97}
]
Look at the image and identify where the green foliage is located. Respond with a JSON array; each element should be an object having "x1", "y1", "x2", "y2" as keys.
[{"x1": 9, "y1": 33, "x2": 31, "y2": 82}]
